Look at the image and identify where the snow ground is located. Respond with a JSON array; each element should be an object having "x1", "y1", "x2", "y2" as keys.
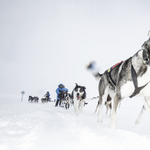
[{"x1": 0, "y1": 94, "x2": 150, "y2": 150}]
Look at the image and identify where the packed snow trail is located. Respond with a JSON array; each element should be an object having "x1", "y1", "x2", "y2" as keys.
[{"x1": 0, "y1": 94, "x2": 150, "y2": 150}]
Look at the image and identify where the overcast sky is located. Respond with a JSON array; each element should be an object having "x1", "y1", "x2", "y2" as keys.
[{"x1": 0, "y1": 0, "x2": 150, "y2": 99}]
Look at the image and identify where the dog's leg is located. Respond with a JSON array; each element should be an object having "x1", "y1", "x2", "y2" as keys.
[
  {"x1": 68, "y1": 100, "x2": 70, "y2": 109},
  {"x1": 144, "y1": 97, "x2": 150, "y2": 112},
  {"x1": 109, "y1": 103, "x2": 112, "y2": 117},
  {"x1": 74, "y1": 100, "x2": 79, "y2": 116},
  {"x1": 105, "y1": 104, "x2": 109, "y2": 116},
  {"x1": 94, "y1": 101, "x2": 99, "y2": 114},
  {"x1": 141, "y1": 97, "x2": 150, "y2": 121},
  {"x1": 111, "y1": 94, "x2": 121, "y2": 129},
  {"x1": 135, "y1": 105, "x2": 145, "y2": 125},
  {"x1": 106, "y1": 103, "x2": 112, "y2": 117},
  {"x1": 97, "y1": 95, "x2": 106, "y2": 123},
  {"x1": 137, "y1": 98, "x2": 150, "y2": 123},
  {"x1": 74, "y1": 105, "x2": 79, "y2": 115},
  {"x1": 79, "y1": 100, "x2": 84, "y2": 113},
  {"x1": 97, "y1": 103, "x2": 103, "y2": 123}
]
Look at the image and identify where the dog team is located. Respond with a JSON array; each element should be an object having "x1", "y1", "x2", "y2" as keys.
[
  {"x1": 28, "y1": 83, "x2": 87, "y2": 115},
  {"x1": 29, "y1": 31, "x2": 150, "y2": 129},
  {"x1": 28, "y1": 91, "x2": 51, "y2": 103}
]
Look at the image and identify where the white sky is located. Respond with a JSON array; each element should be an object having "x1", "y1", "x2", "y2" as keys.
[{"x1": 0, "y1": 0, "x2": 150, "y2": 99}]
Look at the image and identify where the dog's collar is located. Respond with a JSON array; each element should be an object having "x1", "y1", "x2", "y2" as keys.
[{"x1": 130, "y1": 63, "x2": 150, "y2": 98}]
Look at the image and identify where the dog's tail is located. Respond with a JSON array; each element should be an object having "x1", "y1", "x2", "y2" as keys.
[{"x1": 87, "y1": 61, "x2": 102, "y2": 81}]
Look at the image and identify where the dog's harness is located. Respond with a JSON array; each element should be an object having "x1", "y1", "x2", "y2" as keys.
[
  {"x1": 130, "y1": 62, "x2": 150, "y2": 98},
  {"x1": 107, "y1": 61, "x2": 124, "y2": 87},
  {"x1": 107, "y1": 60, "x2": 150, "y2": 98}
]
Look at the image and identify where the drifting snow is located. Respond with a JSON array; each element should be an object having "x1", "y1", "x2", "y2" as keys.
[{"x1": 0, "y1": 94, "x2": 150, "y2": 150}]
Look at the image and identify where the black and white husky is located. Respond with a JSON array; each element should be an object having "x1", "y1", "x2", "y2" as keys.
[
  {"x1": 71, "y1": 83, "x2": 86, "y2": 116},
  {"x1": 88, "y1": 31, "x2": 150, "y2": 129},
  {"x1": 64, "y1": 93, "x2": 71, "y2": 109}
]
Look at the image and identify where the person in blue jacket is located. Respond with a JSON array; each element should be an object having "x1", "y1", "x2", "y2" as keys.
[
  {"x1": 55, "y1": 84, "x2": 68, "y2": 107},
  {"x1": 44, "y1": 91, "x2": 51, "y2": 101}
]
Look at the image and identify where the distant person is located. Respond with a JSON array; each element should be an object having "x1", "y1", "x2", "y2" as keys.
[
  {"x1": 55, "y1": 84, "x2": 68, "y2": 107},
  {"x1": 45, "y1": 91, "x2": 50, "y2": 101}
]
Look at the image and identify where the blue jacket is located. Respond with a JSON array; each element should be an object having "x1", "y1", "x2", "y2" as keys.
[
  {"x1": 56, "y1": 84, "x2": 68, "y2": 100},
  {"x1": 45, "y1": 92, "x2": 50, "y2": 97}
]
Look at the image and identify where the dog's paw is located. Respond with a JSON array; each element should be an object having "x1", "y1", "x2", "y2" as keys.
[
  {"x1": 110, "y1": 123, "x2": 116, "y2": 129},
  {"x1": 76, "y1": 112, "x2": 80, "y2": 116},
  {"x1": 97, "y1": 120, "x2": 103, "y2": 124},
  {"x1": 135, "y1": 120, "x2": 139, "y2": 125}
]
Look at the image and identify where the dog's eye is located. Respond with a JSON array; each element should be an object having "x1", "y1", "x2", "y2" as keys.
[
  {"x1": 143, "y1": 50, "x2": 149, "y2": 62},
  {"x1": 80, "y1": 89, "x2": 83, "y2": 92},
  {"x1": 75, "y1": 88, "x2": 78, "y2": 92},
  {"x1": 144, "y1": 57, "x2": 149, "y2": 61}
]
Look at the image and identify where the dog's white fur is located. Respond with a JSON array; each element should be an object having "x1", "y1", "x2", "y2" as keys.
[{"x1": 73, "y1": 91, "x2": 85, "y2": 116}]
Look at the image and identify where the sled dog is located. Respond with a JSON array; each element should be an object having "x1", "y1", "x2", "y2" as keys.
[
  {"x1": 87, "y1": 31, "x2": 150, "y2": 129},
  {"x1": 28, "y1": 96, "x2": 39, "y2": 103},
  {"x1": 71, "y1": 83, "x2": 86, "y2": 115},
  {"x1": 64, "y1": 93, "x2": 71, "y2": 109}
]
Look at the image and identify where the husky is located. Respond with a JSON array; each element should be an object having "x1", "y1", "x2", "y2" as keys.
[
  {"x1": 33, "y1": 96, "x2": 39, "y2": 103},
  {"x1": 71, "y1": 83, "x2": 86, "y2": 116},
  {"x1": 41, "y1": 97, "x2": 47, "y2": 103},
  {"x1": 87, "y1": 61, "x2": 123, "y2": 119},
  {"x1": 64, "y1": 93, "x2": 71, "y2": 109},
  {"x1": 28, "y1": 96, "x2": 39, "y2": 103},
  {"x1": 28, "y1": 96, "x2": 34, "y2": 102},
  {"x1": 87, "y1": 31, "x2": 150, "y2": 129}
]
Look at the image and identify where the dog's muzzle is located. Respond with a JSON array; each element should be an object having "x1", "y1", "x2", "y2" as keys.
[{"x1": 77, "y1": 93, "x2": 81, "y2": 100}]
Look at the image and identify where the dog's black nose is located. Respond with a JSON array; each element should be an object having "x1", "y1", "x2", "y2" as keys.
[{"x1": 77, "y1": 93, "x2": 79, "y2": 96}]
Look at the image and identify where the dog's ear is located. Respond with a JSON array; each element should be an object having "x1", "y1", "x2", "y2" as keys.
[
  {"x1": 83, "y1": 86, "x2": 86, "y2": 89},
  {"x1": 75, "y1": 83, "x2": 78, "y2": 87},
  {"x1": 82, "y1": 91, "x2": 86, "y2": 99},
  {"x1": 148, "y1": 30, "x2": 150, "y2": 38}
]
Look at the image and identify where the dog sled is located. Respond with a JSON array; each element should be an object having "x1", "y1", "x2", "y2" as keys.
[{"x1": 41, "y1": 96, "x2": 51, "y2": 103}]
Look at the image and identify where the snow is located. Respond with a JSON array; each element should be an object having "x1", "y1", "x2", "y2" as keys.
[{"x1": 1, "y1": 94, "x2": 150, "y2": 150}]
